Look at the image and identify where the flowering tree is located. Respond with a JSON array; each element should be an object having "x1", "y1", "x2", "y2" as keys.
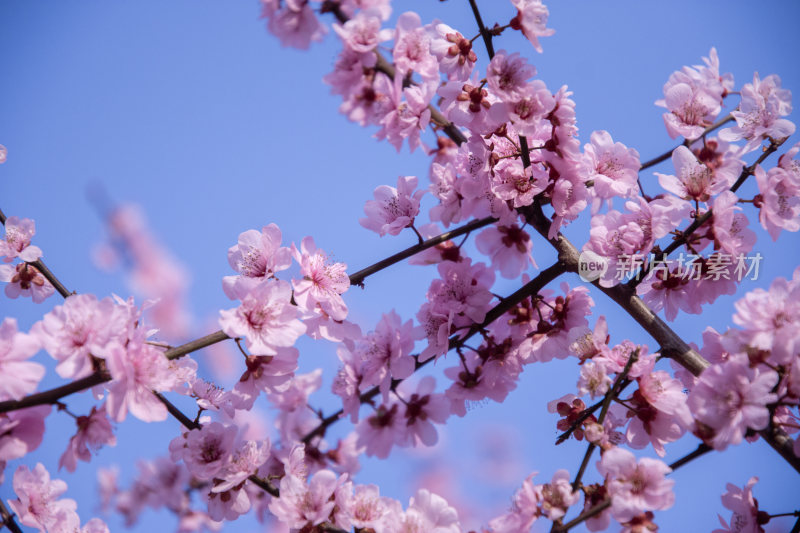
[{"x1": 1, "y1": 1, "x2": 799, "y2": 532}]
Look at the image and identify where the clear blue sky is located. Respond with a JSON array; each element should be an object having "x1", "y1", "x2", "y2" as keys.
[{"x1": 1, "y1": 1, "x2": 799, "y2": 531}]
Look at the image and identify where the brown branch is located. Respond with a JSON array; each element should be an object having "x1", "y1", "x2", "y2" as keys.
[
  {"x1": 521, "y1": 201, "x2": 800, "y2": 474},
  {"x1": 0, "y1": 371, "x2": 109, "y2": 414},
  {"x1": 639, "y1": 114, "x2": 734, "y2": 171},
  {"x1": 301, "y1": 261, "x2": 569, "y2": 445},
  {"x1": 629, "y1": 137, "x2": 784, "y2": 289},
  {"x1": 348, "y1": 216, "x2": 496, "y2": 287},
  {"x1": 0, "y1": 500, "x2": 23, "y2": 533}
]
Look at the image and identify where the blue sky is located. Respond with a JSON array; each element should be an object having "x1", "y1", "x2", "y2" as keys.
[{"x1": 1, "y1": 1, "x2": 799, "y2": 531}]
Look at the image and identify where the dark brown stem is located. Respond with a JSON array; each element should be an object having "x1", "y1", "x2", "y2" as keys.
[
  {"x1": 467, "y1": 0, "x2": 495, "y2": 59},
  {"x1": 0, "y1": 500, "x2": 23, "y2": 533},
  {"x1": 639, "y1": 114, "x2": 734, "y2": 171},
  {"x1": 348, "y1": 216, "x2": 496, "y2": 287},
  {"x1": 630, "y1": 137, "x2": 784, "y2": 289},
  {"x1": 153, "y1": 392, "x2": 282, "y2": 499},
  {"x1": 301, "y1": 261, "x2": 569, "y2": 445}
]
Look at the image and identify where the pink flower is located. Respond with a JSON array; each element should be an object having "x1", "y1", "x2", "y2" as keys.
[
  {"x1": 713, "y1": 477, "x2": 765, "y2": 533},
  {"x1": 59, "y1": 403, "x2": 117, "y2": 472},
  {"x1": 269, "y1": 470, "x2": 342, "y2": 529},
  {"x1": 0, "y1": 405, "x2": 50, "y2": 462},
  {"x1": 754, "y1": 163, "x2": 800, "y2": 241},
  {"x1": 577, "y1": 360, "x2": 611, "y2": 399},
  {"x1": 360, "y1": 175, "x2": 426, "y2": 236},
  {"x1": 1, "y1": 216, "x2": 42, "y2": 262},
  {"x1": 581, "y1": 130, "x2": 641, "y2": 205},
  {"x1": 261, "y1": 0, "x2": 326, "y2": 50},
  {"x1": 333, "y1": 11, "x2": 391, "y2": 55},
  {"x1": 731, "y1": 274, "x2": 800, "y2": 365},
  {"x1": 540, "y1": 469, "x2": 580, "y2": 520},
  {"x1": 292, "y1": 236, "x2": 350, "y2": 321},
  {"x1": 719, "y1": 72, "x2": 795, "y2": 152},
  {"x1": 104, "y1": 335, "x2": 179, "y2": 422},
  {"x1": 510, "y1": 0, "x2": 555, "y2": 53},
  {"x1": 0, "y1": 317, "x2": 44, "y2": 401},
  {"x1": 656, "y1": 49, "x2": 730, "y2": 139},
  {"x1": 225, "y1": 223, "x2": 291, "y2": 283},
  {"x1": 375, "y1": 77, "x2": 434, "y2": 153},
  {"x1": 476, "y1": 221, "x2": 535, "y2": 279},
  {"x1": 688, "y1": 353, "x2": 779, "y2": 450},
  {"x1": 428, "y1": 23, "x2": 476, "y2": 81},
  {"x1": 32, "y1": 294, "x2": 127, "y2": 379},
  {"x1": 487, "y1": 473, "x2": 541, "y2": 532},
  {"x1": 597, "y1": 447, "x2": 675, "y2": 522},
  {"x1": 233, "y1": 348, "x2": 298, "y2": 410},
  {"x1": 637, "y1": 266, "x2": 701, "y2": 322},
  {"x1": 0, "y1": 263, "x2": 55, "y2": 303},
  {"x1": 219, "y1": 279, "x2": 306, "y2": 356},
  {"x1": 358, "y1": 310, "x2": 419, "y2": 401},
  {"x1": 355, "y1": 403, "x2": 403, "y2": 458},
  {"x1": 438, "y1": 78, "x2": 502, "y2": 135},
  {"x1": 340, "y1": 484, "x2": 391, "y2": 529},
  {"x1": 169, "y1": 421, "x2": 237, "y2": 481},
  {"x1": 392, "y1": 12, "x2": 438, "y2": 80},
  {"x1": 397, "y1": 376, "x2": 450, "y2": 447},
  {"x1": 657, "y1": 145, "x2": 728, "y2": 203},
  {"x1": 0, "y1": 144, "x2": 6, "y2": 163},
  {"x1": 712, "y1": 192, "x2": 756, "y2": 257},
  {"x1": 396, "y1": 488, "x2": 461, "y2": 533},
  {"x1": 8, "y1": 463, "x2": 81, "y2": 533},
  {"x1": 487, "y1": 51, "x2": 537, "y2": 101}
]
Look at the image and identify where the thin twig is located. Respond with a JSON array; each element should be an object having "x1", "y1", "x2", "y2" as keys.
[
  {"x1": 639, "y1": 114, "x2": 734, "y2": 171},
  {"x1": 0, "y1": 500, "x2": 23, "y2": 533}
]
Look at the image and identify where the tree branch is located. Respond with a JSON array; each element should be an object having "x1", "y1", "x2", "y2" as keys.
[
  {"x1": 639, "y1": 114, "x2": 734, "y2": 171},
  {"x1": 0, "y1": 500, "x2": 23, "y2": 533}
]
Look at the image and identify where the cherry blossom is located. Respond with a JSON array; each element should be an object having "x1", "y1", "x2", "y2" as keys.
[
  {"x1": 260, "y1": 0, "x2": 326, "y2": 50},
  {"x1": 688, "y1": 353, "x2": 778, "y2": 450},
  {"x1": 1, "y1": 215, "x2": 42, "y2": 262},
  {"x1": 597, "y1": 447, "x2": 675, "y2": 523},
  {"x1": 225, "y1": 224, "x2": 291, "y2": 286},
  {"x1": 333, "y1": 10, "x2": 391, "y2": 55},
  {"x1": 510, "y1": 0, "x2": 555, "y2": 53},
  {"x1": 291, "y1": 236, "x2": 350, "y2": 321},
  {"x1": 581, "y1": 130, "x2": 641, "y2": 207},
  {"x1": 8, "y1": 462, "x2": 81, "y2": 533},
  {"x1": 476, "y1": 220, "x2": 535, "y2": 279},
  {"x1": 0, "y1": 405, "x2": 50, "y2": 462},
  {"x1": 428, "y1": 23, "x2": 476, "y2": 81},
  {"x1": 0, "y1": 317, "x2": 43, "y2": 401},
  {"x1": 360, "y1": 175, "x2": 426, "y2": 236},
  {"x1": 713, "y1": 477, "x2": 766, "y2": 533},
  {"x1": 219, "y1": 279, "x2": 306, "y2": 356},
  {"x1": 0, "y1": 262, "x2": 55, "y2": 303},
  {"x1": 392, "y1": 11, "x2": 438, "y2": 80},
  {"x1": 268, "y1": 469, "x2": 343, "y2": 529},
  {"x1": 754, "y1": 163, "x2": 800, "y2": 241},
  {"x1": 719, "y1": 72, "x2": 795, "y2": 151},
  {"x1": 59, "y1": 404, "x2": 117, "y2": 472}
]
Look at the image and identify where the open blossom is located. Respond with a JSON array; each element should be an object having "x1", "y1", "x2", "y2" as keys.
[
  {"x1": 510, "y1": 0, "x2": 555, "y2": 53},
  {"x1": 8, "y1": 463, "x2": 81, "y2": 533},
  {"x1": 720, "y1": 72, "x2": 795, "y2": 151},
  {"x1": 731, "y1": 273, "x2": 800, "y2": 365},
  {"x1": 577, "y1": 359, "x2": 611, "y2": 399},
  {"x1": 657, "y1": 48, "x2": 731, "y2": 140},
  {"x1": 712, "y1": 191, "x2": 757, "y2": 257},
  {"x1": 713, "y1": 477, "x2": 765, "y2": 533},
  {"x1": 428, "y1": 23, "x2": 476, "y2": 81},
  {"x1": 292, "y1": 236, "x2": 350, "y2": 321},
  {"x1": 391, "y1": 488, "x2": 461, "y2": 533},
  {"x1": 397, "y1": 376, "x2": 450, "y2": 447},
  {"x1": 540, "y1": 469, "x2": 580, "y2": 521},
  {"x1": 356, "y1": 403, "x2": 403, "y2": 458},
  {"x1": 488, "y1": 473, "x2": 541, "y2": 532},
  {"x1": 375, "y1": 76, "x2": 434, "y2": 153},
  {"x1": 597, "y1": 447, "x2": 675, "y2": 522},
  {"x1": 392, "y1": 11, "x2": 438, "y2": 80},
  {"x1": 225, "y1": 223, "x2": 291, "y2": 285},
  {"x1": 233, "y1": 347, "x2": 298, "y2": 410},
  {"x1": 754, "y1": 163, "x2": 800, "y2": 241},
  {"x1": 0, "y1": 262, "x2": 55, "y2": 303},
  {"x1": 1, "y1": 216, "x2": 42, "y2": 262},
  {"x1": 487, "y1": 50, "x2": 537, "y2": 101},
  {"x1": 688, "y1": 353, "x2": 779, "y2": 450},
  {"x1": 269, "y1": 470, "x2": 343, "y2": 529},
  {"x1": 657, "y1": 145, "x2": 728, "y2": 203},
  {"x1": 438, "y1": 78, "x2": 502, "y2": 135},
  {"x1": 32, "y1": 294, "x2": 127, "y2": 379},
  {"x1": 169, "y1": 422, "x2": 237, "y2": 481},
  {"x1": 333, "y1": 10, "x2": 391, "y2": 55},
  {"x1": 475, "y1": 220, "x2": 535, "y2": 279},
  {"x1": 104, "y1": 335, "x2": 179, "y2": 422},
  {"x1": 0, "y1": 317, "x2": 44, "y2": 401},
  {"x1": 260, "y1": 0, "x2": 326, "y2": 50},
  {"x1": 360, "y1": 175, "x2": 425, "y2": 236},
  {"x1": 59, "y1": 404, "x2": 117, "y2": 472},
  {"x1": 0, "y1": 405, "x2": 50, "y2": 462},
  {"x1": 581, "y1": 130, "x2": 641, "y2": 205},
  {"x1": 219, "y1": 279, "x2": 306, "y2": 356}
]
